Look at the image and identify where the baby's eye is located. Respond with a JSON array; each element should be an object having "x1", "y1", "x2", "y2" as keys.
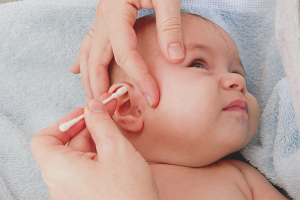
[{"x1": 189, "y1": 61, "x2": 206, "y2": 69}]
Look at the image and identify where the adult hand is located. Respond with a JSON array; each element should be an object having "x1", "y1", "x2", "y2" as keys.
[
  {"x1": 70, "y1": 0, "x2": 184, "y2": 108},
  {"x1": 30, "y1": 94, "x2": 159, "y2": 200}
]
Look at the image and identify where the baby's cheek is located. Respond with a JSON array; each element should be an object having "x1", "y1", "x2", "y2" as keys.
[{"x1": 245, "y1": 93, "x2": 260, "y2": 142}]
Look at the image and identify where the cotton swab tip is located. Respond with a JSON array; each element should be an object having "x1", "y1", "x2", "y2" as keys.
[
  {"x1": 59, "y1": 114, "x2": 84, "y2": 132},
  {"x1": 59, "y1": 124, "x2": 69, "y2": 132},
  {"x1": 115, "y1": 86, "x2": 128, "y2": 96}
]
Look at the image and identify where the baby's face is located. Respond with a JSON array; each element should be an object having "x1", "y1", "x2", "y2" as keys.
[{"x1": 120, "y1": 15, "x2": 260, "y2": 167}]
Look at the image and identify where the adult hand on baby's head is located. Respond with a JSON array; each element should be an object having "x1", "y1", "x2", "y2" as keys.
[
  {"x1": 30, "y1": 95, "x2": 158, "y2": 200},
  {"x1": 70, "y1": 0, "x2": 184, "y2": 108}
]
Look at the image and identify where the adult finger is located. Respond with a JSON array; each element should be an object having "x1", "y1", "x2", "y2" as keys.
[
  {"x1": 153, "y1": 0, "x2": 184, "y2": 63},
  {"x1": 88, "y1": 22, "x2": 113, "y2": 100},
  {"x1": 67, "y1": 93, "x2": 117, "y2": 152},
  {"x1": 105, "y1": 3, "x2": 160, "y2": 108},
  {"x1": 30, "y1": 108, "x2": 85, "y2": 166},
  {"x1": 79, "y1": 34, "x2": 94, "y2": 101},
  {"x1": 99, "y1": 93, "x2": 117, "y2": 117},
  {"x1": 67, "y1": 127, "x2": 97, "y2": 153},
  {"x1": 84, "y1": 99, "x2": 134, "y2": 156},
  {"x1": 70, "y1": 57, "x2": 80, "y2": 74}
]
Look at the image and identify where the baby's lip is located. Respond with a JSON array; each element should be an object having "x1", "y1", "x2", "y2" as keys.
[{"x1": 223, "y1": 99, "x2": 248, "y2": 114}]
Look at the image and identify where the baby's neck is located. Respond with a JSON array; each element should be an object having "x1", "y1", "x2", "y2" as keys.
[{"x1": 147, "y1": 161, "x2": 206, "y2": 200}]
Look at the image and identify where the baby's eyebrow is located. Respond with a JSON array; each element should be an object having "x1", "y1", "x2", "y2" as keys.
[{"x1": 184, "y1": 43, "x2": 212, "y2": 52}]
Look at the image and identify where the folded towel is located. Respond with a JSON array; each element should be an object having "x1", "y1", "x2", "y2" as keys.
[{"x1": 0, "y1": 0, "x2": 298, "y2": 199}]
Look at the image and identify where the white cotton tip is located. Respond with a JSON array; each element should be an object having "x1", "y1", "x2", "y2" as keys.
[
  {"x1": 103, "y1": 86, "x2": 128, "y2": 104},
  {"x1": 115, "y1": 86, "x2": 128, "y2": 97},
  {"x1": 59, "y1": 124, "x2": 69, "y2": 132},
  {"x1": 59, "y1": 114, "x2": 84, "y2": 132}
]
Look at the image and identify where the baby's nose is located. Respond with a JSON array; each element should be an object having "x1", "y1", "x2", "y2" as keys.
[{"x1": 221, "y1": 73, "x2": 246, "y2": 94}]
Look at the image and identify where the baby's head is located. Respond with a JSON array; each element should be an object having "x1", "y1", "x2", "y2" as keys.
[{"x1": 108, "y1": 13, "x2": 260, "y2": 167}]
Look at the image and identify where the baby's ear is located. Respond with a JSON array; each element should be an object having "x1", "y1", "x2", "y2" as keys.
[{"x1": 109, "y1": 83, "x2": 145, "y2": 132}]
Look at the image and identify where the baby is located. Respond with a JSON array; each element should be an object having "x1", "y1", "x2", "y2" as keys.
[{"x1": 106, "y1": 13, "x2": 286, "y2": 199}]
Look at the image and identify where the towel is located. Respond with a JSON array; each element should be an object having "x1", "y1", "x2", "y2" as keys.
[
  {"x1": 0, "y1": 0, "x2": 298, "y2": 199},
  {"x1": 0, "y1": 2, "x2": 94, "y2": 199}
]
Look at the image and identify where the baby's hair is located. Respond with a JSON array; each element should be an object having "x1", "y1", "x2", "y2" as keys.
[{"x1": 108, "y1": 13, "x2": 217, "y2": 86}]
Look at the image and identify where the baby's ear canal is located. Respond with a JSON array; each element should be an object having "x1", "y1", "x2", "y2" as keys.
[
  {"x1": 112, "y1": 95, "x2": 144, "y2": 132},
  {"x1": 119, "y1": 100, "x2": 141, "y2": 118}
]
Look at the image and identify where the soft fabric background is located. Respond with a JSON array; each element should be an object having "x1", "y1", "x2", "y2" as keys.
[{"x1": 0, "y1": 0, "x2": 299, "y2": 199}]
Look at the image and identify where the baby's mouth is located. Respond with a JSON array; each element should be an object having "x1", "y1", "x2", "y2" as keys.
[{"x1": 223, "y1": 99, "x2": 248, "y2": 114}]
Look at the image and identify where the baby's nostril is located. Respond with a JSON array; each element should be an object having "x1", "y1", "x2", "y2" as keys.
[{"x1": 230, "y1": 84, "x2": 237, "y2": 88}]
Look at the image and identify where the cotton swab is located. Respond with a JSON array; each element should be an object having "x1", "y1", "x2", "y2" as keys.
[
  {"x1": 59, "y1": 114, "x2": 85, "y2": 132},
  {"x1": 59, "y1": 86, "x2": 128, "y2": 132}
]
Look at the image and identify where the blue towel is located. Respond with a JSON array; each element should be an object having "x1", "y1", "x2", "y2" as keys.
[{"x1": 0, "y1": 0, "x2": 298, "y2": 199}]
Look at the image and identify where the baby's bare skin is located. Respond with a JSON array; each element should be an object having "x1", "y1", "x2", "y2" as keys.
[
  {"x1": 149, "y1": 160, "x2": 286, "y2": 200},
  {"x1": 108, "y1": 14, "x2": 287, "y2": 199}
]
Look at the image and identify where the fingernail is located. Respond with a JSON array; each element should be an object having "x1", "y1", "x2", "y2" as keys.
[
  {"x1": 168, "y1": 43, "x2": 184, "y2": 59},
  {"x1": 89, "y1": 99, "x2": 106, "y2": 113},
  {"x1": 144, "y1": 94, "x2": 153, "y2": 108}
]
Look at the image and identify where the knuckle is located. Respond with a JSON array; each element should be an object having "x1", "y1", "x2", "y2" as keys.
[
  {"x1": 114, "y1": 49, "x2": 133, "y2": 67},
  {"x1": 114, "y1": 49, "x2": 149, "y2": 87},
  {"x1": 90, "y1": 116, "x2": 114, "y2": 133},
  {"x1": 87, "y1": 61, "x2": 106, "y2": 79},
  {"x1": 79, "y1": 47, "x2": 87, "y2": 58},
  {"x1": 88, "y1": 56, "x2": 103, "y2": 66},
  {"x1": 105, "y1": 134, "x2": 120, "y2": 146},
  {"x1": 90, "y1": 117, "x2": 122, "y2": 146},
  {"x1": 158, "y1": 17, "x2": 182, "y2": 37},
  {"x1": 132, "y1": 73, "x2": 146, "y2": 87},
  {"x1": 87, "y1": 58, "x2": 97, "y2": 69}
]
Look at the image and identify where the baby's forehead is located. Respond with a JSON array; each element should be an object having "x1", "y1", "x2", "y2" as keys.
[{"x1": 135, "y1": 14, "x2": 239, "y2": 59}]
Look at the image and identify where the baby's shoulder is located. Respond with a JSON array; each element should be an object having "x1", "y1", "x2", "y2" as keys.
[
  {"x1": 214, "y1": 159, "x2": 251, "y2": 174},
  {"x1": 205, "y1": 159, "x2": 251, "y2": 180},
  {"x1": 214, "y1": 159, "x2": 257, "y2": 174},
  {"x1": 151, "y1": 161, "x2": 253, "y2": 200},
  {"x1": 213, "y1": 159, "x2": 265, "y2": 188},
  {"x1": 207, "y1": 160, "x2": 254, "y2": 198},
  {"x1": 214, "y1": 159, "x2": 287, "y2": 200},
  {"x1": 150, "y1": 160, "x2": 286, "y2": 200}
]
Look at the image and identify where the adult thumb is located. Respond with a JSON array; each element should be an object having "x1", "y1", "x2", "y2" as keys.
[
  {"x1": 153, "y1": 0, "x2": 184, "y2": 63},
  {"x1": 84, "y1": 99, "x2": 123, "y2": 153}
]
